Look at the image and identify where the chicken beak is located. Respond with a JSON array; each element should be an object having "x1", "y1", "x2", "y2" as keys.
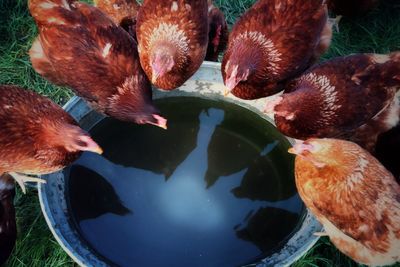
[
  {"x1": 225, "y1": 76, "x2": 239, "y2": 93},
  {"x1": 288, "y1": 140, "x2": 315, "y2": 155},
  {"x1": 223, "y1": 88, "x2": 231, "y2": 97},
  {"x1": 224, "y1": 76, "x2": 241, "y2": 96},
  {"x1": 287, "y1": 147, "x2": 296, "y2": 154},
  {"x1": 88, "y1": 142, "x2": 103, "y2": 155},
  {"x1": 85, "y1": 136, "x2": 103, "y2": 154},
  {"x1": 93, "y1": 146, "x2": 104, "y2": 155},
  {"x1": 148, "y1": 114, "x2": 168, "y2": 130},
  {"x1": 151, "y1": 71, "x2": 160, "y2": 84},
  {"x1": 288, "y1": 140, "x2": 305, "y2": 155}
]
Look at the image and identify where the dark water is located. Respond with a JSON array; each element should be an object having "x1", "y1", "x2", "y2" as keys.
[{"x1": 66, "y1": 97, "x2": 304, "y2": 267}]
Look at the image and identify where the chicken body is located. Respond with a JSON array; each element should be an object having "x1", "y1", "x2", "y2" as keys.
[
  {"x1": 269, "y1": 52, "x2": 400, "y2": 149},
  {"x1": 222, "y1": 0, "x2": 330, "y2": 100},
  {"x1": 0, "y1": 85, "x2": 101, "y2": 187},
  {"x1": 136, "y1": 0, "x2": 209, "y2": 90},
  {"x1": 29, "y1": 0, "x2": 166, "y2": 128},
  {"x1": 94, "y1": 0, "x2": 139, "y2": 39},
  {"x1": 205, "y1": 0, "x2": 228, "y2": 62},
  {"x1": 0, "y1": 174, "x2": 16, "y2": 265},
  {"x1": 327, "y1": 0, "x2": 379, "y2": 16},
  {"x1": 291, "y1": 138, "x2": 400, "y2": 266}
]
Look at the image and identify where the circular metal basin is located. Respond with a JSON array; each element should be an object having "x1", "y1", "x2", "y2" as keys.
[{"x1": 38, "y1": 61, "x2": 322, "y2": 267}]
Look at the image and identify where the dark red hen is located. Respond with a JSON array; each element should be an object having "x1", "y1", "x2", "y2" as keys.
[
  {"x1": 222, "y1": 0, "x2": 331, "y2": 100},
  {"x1": 267, "y1": 52, "x2": 400, "y2": 151},
  {"x1": 136, "y1": 0, "x2": 209, "y2": 90},
  {"x1": 0, "y1": 85, "x2": 102, "y2": 192},
  {"x1": 29, "y1": 0, "x2": 167, "y2": 129}
]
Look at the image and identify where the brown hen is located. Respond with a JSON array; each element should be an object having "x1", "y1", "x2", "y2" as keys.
[
  {"x1": 0, "y1": 85, "x2": 102, "y2": 192},
  {"x1": 0, "y1": 174, "x2": 16, "y2": 265},
  {"x1": 205, "y1": 0, "x2": 228, "y2": 62},
  {"x1": 290, "y1": 138, "x2": 400, "y2": 266},
  {"x1": 94, "y1": 0, "x2": 139, "y2": 39},
  {"x1": 136, "y1": 0, "x2": 209, "y2": 90},
  {"x1": 267, "y1": 52, "x2": 400, "y2": 150},
  {"x1": 29, "y1": 0, "x2": 167, "y2": 129},
  {"x1": 222, "y1": 0, "x2": 331, "y2": 100}
]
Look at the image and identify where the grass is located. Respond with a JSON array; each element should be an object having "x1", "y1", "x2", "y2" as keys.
[{"x1": 0, "y1": 0, "x2": 399, "y2": 266}]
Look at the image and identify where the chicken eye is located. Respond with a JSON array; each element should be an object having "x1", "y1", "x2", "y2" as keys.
[{"x1": 76, "y1": 140, "x2": 87, "y2": 148}]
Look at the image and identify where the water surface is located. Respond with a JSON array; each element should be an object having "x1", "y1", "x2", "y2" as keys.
[{"x1": 66, "y1": 97, "x2": 304, "y2": 267}]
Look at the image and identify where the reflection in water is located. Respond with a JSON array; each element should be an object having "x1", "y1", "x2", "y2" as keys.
[
  {"x1": 235, "y1": 207, "x2": 301, "y2": 253},
  {"x1": 232, "y1": 153, "x2": 296, "y2": 202},
  {"x1": 157, "y1": 108, "x2": 225, "y2": 231},
  {"x1": 67, "y1": 97, "x2": 303, "y2": 267},
  {"x1": 205, "y1": 107, "x2": 294, "y2": 193},
  {"x1": 68, "y1": 165, "x2": 131, "y2": 221},
  {"x1": 89, "y1": 101, "x2": 203, "y2": 179}
]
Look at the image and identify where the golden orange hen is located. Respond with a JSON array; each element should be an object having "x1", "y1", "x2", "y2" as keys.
[{"x1": 290, "y1": 138, "x2": 400, "y2": 266}]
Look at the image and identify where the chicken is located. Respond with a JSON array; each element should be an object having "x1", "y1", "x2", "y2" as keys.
[
  {"x1": 266, "y1": 52, "x2": 400, "y2": 150},
  {"x1": 94, "y1": 0, "x2": 139, "y2": 39},
  {"x1": 327, "y1": 0, "x2": 379, "y2": 16},
  {"x1": 0, "y1": 85, "x2": 102, "y2": 192},
  {"x1": 136, "y1": 0, "x2": 209, "y2": 90},
  {"x1": 29, "y1": 0, "x2": 167, "y2": 129},
  {"x1": 289, "y1": 138, "x2": 400, "y2": 266},
  {"x1": 0, "y1": 174, "x2": 16, "y2": 265},
  {"x1": 205, "y1": 0, "x2": 228, "y2": 62},
  {"x1": 222, "y1": 0, "x2": 331, "y2": 100}
]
